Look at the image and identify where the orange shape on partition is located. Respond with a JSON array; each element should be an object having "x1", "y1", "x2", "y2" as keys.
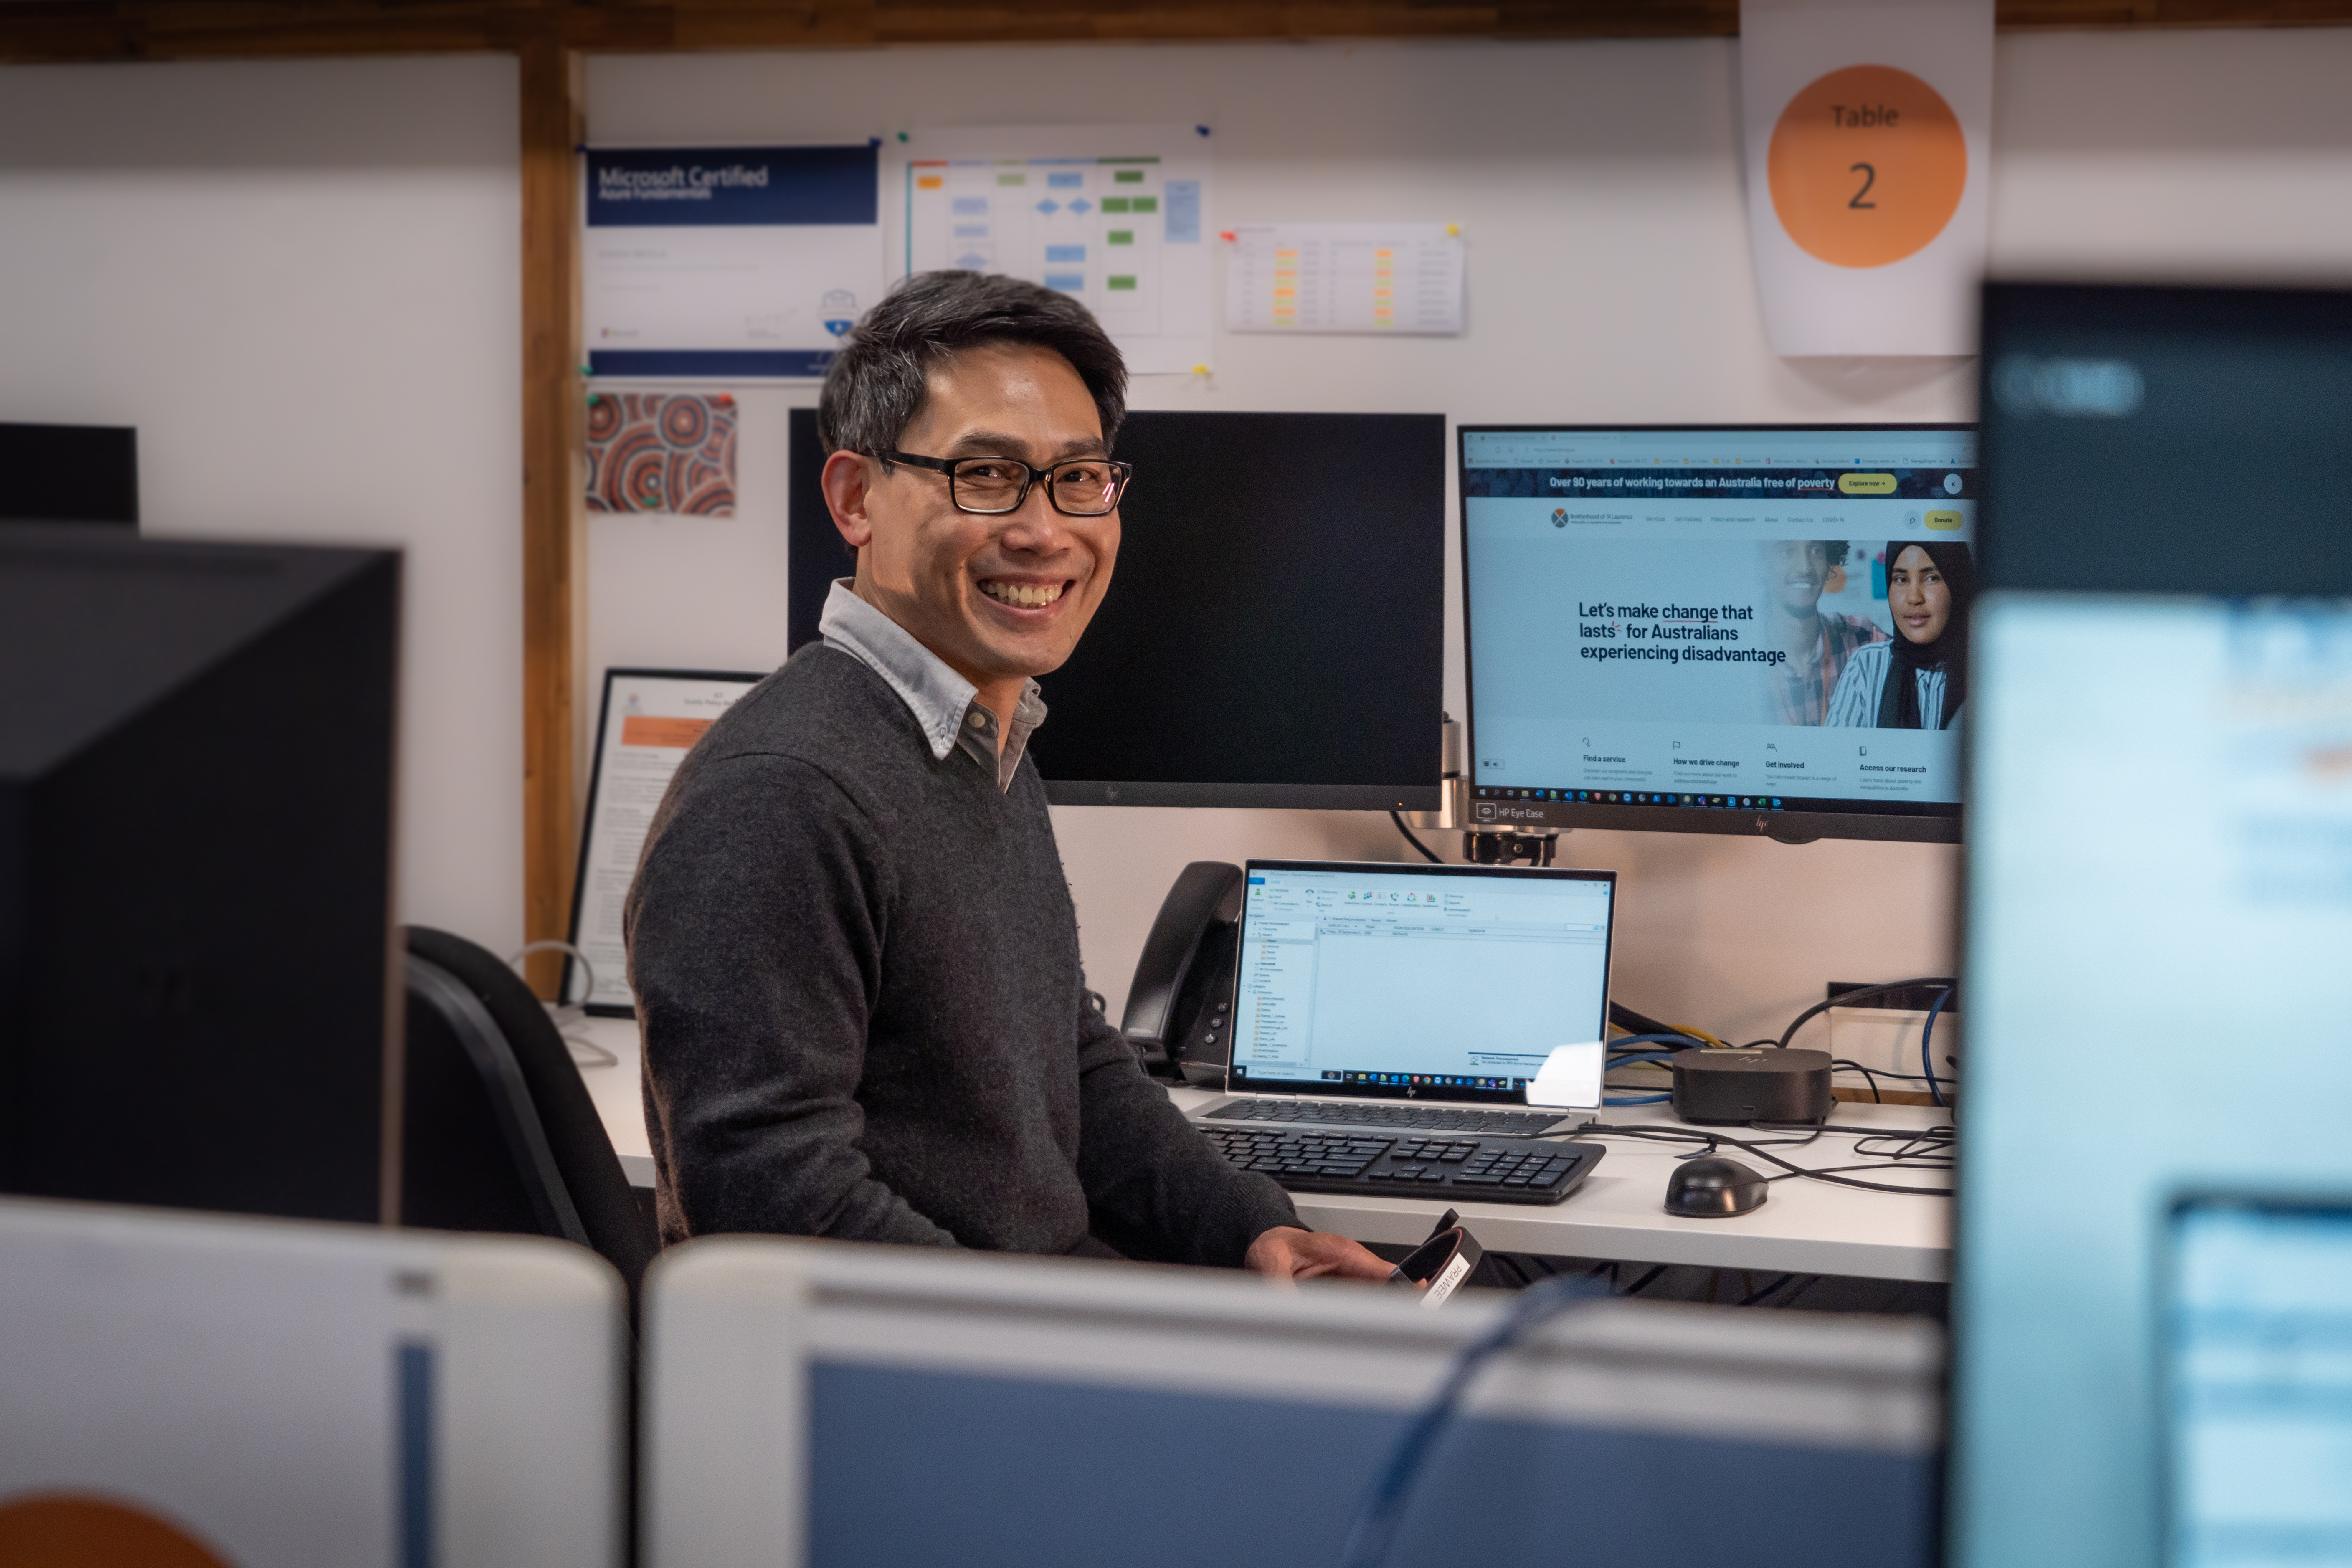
[
  {"x1": 0, "y1": 1494, "x2": 237, "y2": 1568},
  {"x1": 1767, "y1": 64, "x2": 1967, "y2": 269}
]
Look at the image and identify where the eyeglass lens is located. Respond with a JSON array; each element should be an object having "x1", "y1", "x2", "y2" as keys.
[{"x1": 951, "y1": 458, "x2": 1122, "y2": 516}]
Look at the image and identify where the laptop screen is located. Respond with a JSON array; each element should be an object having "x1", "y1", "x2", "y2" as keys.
[{"x1": 1227, "y1": 861, "x2": 1615, "y2": 1105}]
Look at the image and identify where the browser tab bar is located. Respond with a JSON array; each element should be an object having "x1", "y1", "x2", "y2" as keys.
[{"x1": 1463, "y1": 427, "x2": 1976, "y2": 470}]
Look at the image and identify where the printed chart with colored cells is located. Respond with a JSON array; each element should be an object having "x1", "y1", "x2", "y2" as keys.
[
  {"x1": 899, "y1": 124, "x2": 1212, "y2": 375},
  {"x1": 1226, "y1": 222, "x2": 1466, "y2": 335}
]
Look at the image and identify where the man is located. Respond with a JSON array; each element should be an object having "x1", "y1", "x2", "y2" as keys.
[
  {"x1": 626, "y1": 271, "x2": 1389, "y2": 1283},
  {"x1": 1759, "y1": 539, "x2": 1887, "y2": 726}
]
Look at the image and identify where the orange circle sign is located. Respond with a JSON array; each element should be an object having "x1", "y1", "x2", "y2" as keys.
[
  {"x1": 0, "y1": 1494, "x2": 237, "y2": 1568},
  {"x1": 1767, "y1": 64, "x2": 1966, "y2": 269}
]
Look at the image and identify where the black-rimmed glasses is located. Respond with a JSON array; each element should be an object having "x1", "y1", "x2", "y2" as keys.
[{"x1": 885, "y1": 450, "x2": 1132, "y2": 517}]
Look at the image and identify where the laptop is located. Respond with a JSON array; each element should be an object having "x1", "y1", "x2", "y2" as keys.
[{"x1": 1186, "y1": 859, "x2": 1616, "y2": 1137}]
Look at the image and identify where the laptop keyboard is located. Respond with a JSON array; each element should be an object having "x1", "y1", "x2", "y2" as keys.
[
  {"x1": 1201, "y1": 1127, "x2": 1603, "y2": 1206},
  {"x1": 1204, "y1": 1098, "x2": 1571, "y2": 1137}
]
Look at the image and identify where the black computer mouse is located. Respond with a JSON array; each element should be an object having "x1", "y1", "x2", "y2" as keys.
[{"x1": 1664, "y1": 1156, "x2": 1770, "y2": 1218}]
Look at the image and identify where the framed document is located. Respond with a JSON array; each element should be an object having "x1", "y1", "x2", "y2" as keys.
[{"x1": 568, "y1": 667, "x2": 765, "y2": 1014}]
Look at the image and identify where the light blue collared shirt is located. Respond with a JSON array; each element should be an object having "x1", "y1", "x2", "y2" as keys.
[{"x1": 818, "y1": 579, "x2": 1047, "y2": 793}]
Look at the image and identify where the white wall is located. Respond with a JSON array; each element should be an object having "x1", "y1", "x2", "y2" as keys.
[
  {"x1": 0, "y1": 56, "x2": 527, "y2": 953},
  {"x1": 582, "y1": 29, "x2": 2352, "y2": 1042},
  {"x1": 11, "y1": 35, "x2": 2345, "y2": 1036}
]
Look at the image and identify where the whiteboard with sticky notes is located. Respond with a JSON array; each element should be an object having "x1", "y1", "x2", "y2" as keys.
[{"x1": 891, "y1": 123, "x2": 1214, "y2": 375}]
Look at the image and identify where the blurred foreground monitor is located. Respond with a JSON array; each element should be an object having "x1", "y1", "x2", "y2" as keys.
[{"x1": 1957, "y1": 283, "x2": 2352, "y2": 1568}]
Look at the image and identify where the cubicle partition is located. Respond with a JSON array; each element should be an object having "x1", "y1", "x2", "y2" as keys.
[
  {"x1": 645, "y1": 1239, "x2": 1943, "y2": 1568},
  {"x1": 0, "y1": 1197, "x2": 626, "y2": 1568}
]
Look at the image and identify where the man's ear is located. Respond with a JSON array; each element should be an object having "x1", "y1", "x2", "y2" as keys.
[{"x1": 821, "y1": 449, "x2": 878, "y2": 553}]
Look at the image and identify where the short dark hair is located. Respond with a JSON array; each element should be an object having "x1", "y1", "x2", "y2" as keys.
[{"x1": 817, "y1": 271, "x2": 1128, "y2": 460}]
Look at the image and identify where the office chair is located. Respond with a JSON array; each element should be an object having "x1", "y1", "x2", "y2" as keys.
[{"x1": 402, "y1": 925, "x2": 659, "y2": 1300}]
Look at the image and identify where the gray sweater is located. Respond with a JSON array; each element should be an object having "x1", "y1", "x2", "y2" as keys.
[{"x1": 624, "y1": 644, "x2": 1299, "y2": 1266}]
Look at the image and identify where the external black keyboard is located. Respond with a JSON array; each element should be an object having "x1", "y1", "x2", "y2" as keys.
[
  {"x1": 1201, "y1": 1127, "x2": 1604, "y2": 1206},
  {"x1": 1205, "y1": 1098, "x2": 1571, "y2": 1137}
]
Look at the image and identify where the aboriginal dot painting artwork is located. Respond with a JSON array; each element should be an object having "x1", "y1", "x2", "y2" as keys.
[{"x1": 585, "y1": 392, "x2": 738, "y2": 516}]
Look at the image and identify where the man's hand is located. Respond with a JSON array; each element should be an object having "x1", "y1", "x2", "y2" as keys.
[{"x1": 1244, "y1": 1225, "x2": 1397, "y2": 1286}]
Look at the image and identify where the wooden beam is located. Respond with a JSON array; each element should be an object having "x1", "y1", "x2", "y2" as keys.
[
  {"x1": 8, "y1": 0, "x2": 2352, "y2": 64},
  {"x1": 519, "y1": 34, "x2": 583, "y2": 999},
  {"x1": 0, "y1": 2, "x2": 546, "y2": 61}
]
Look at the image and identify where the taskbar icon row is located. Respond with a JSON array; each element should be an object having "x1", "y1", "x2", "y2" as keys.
[
  {"x1": 1477, "y1": 787, "x2": 1792, "y2": 810},
  {"x1": 1323, "y1": 1070, "x2": 1530, "y2": 1091}
]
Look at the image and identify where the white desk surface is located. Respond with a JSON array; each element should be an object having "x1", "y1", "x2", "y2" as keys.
[
  {"x1": 574, "y1": 1017, "x2": 657, "y2": 1188},
  {"x1": 573, "y1": 1017, "x2": 1951, "y2": 1284}
]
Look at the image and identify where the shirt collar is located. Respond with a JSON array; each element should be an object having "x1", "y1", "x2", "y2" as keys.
[{"x1": 818, "y1": 579, "x2": 1047, "y2": 791}]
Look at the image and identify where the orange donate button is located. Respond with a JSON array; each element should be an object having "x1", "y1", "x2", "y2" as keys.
[
  {"x1": 1925, "y1": 510, "x2": 1963, "y2": 531},
  {"x1": 622, "y1": 715, "x2": 714, "y2": 750},
  {"x1": 1838, "y1": 473, "x2": 1897, "y2": 495}
]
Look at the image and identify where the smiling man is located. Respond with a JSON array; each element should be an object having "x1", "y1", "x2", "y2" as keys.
[
  {"x1": 1759, "y1": 539, "x2": 1887, "y2": 727},
  {"x1": 625, "y1": 271, "x2": 1389, "y2": 1283}
]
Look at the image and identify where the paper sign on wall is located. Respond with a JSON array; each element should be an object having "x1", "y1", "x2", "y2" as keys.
[
  {"x1": 1740, "y1": 0, "x2": 1993, "y2": 357},
  {"x1": 583, "y1": 144, "x2": 885, "y2": 380},
  {"x1": 570, "y1": 669, "x2": 763, "y2": 1013},
  {"x1": 1224, "y1": 223, "x2": 1465, "y2": 336},
  {"x1": 894, "y1": 124, "x2": 1213, "y2": 375}
]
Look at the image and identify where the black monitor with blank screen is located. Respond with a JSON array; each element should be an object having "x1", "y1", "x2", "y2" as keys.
[
  {"x1": 0, "y1": 423, "x2": 137, "y2": 527},
  {"x1": 1459, "y1": 424, "x2": 1974, "y2": 844},
  {"x1": 788, "y1": 408, "x2": 1445, "y2": 811},
  {"x1": 0, "y1": 527, "x2": 398, "y2": 1223}
]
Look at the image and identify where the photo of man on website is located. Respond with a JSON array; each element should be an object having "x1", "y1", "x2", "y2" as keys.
[{"x1": 1761, "y1": 540, "x2": 1887, "y2": 727}]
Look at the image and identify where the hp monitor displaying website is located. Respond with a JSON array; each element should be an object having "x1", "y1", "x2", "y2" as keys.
[
  {"x1": 1226, "y1": 861, "x2": 1614, "y2": 1108},
  {"x1": 1460, "y1": 425, "x2": 1974, "y2": 843}
]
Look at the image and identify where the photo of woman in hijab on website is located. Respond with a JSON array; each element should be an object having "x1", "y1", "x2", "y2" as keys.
[{"x1": 1826, "y1": 541, "x2": 1974, "y2": 730}]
